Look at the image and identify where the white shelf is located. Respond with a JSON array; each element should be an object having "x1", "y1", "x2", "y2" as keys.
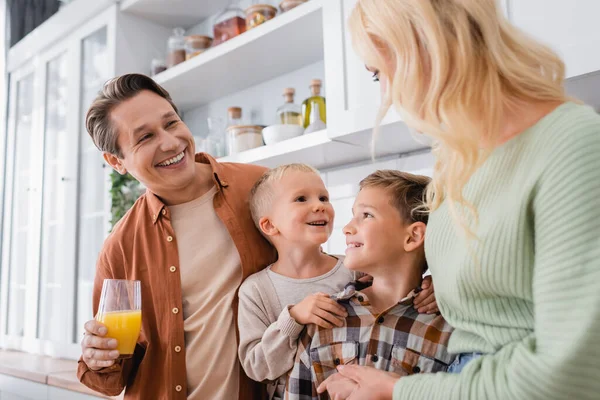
[
  {"x1": 154, "y1": 0, "x2": 324, "y2": 111},
  {"x1": 120, "y1": 0, "x2": 225, "y2": 28},
  {"x1": 218, "y1": 123, "x2": 429, "y2": 170}
]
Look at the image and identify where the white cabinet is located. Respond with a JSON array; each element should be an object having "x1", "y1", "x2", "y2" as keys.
[
  {"x1": 323, "y1": 0, "x2": 427, "y2": 160},
  {"x1": 0, "y1": 7, "x2": 118, "y2": 359},
  {"x1": 509, "y1": 0, "x2": 600, "y2": 78}
]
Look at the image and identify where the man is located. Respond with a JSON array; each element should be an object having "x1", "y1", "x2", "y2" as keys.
[{"x1": 77, "y1": 74, "x2": 276, "y2": 399}]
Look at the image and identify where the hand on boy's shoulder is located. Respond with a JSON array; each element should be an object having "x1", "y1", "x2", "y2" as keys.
[{"x1": 414, "y1": 276, "x2": 439, "y2": 314}]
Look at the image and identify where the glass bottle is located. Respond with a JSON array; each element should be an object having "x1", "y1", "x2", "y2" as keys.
[
  {"x1": 226, "y1": 107, "x2": 243, "y2": 155},
  {"x1": 167, "y1": 27, "x2": 186, "y2": 68},
  {"x1": 304, "y1": 102, "x2": 327, "y2": 134},
  {"x1": 302, "y1": 79, "x2": 327, "y2": 129},
  {"x1": 227, "y1": 106, "x2": 243, "y2": 127},
  {"x1": 206, "y1": 117, "x2": 226, "y2": 158},
  {"x1": 213, "y1": 3, "x2": 247, "y2": 46},
  {"x1": 277, "y1": 88, "x2": 303, "y2": 125}
]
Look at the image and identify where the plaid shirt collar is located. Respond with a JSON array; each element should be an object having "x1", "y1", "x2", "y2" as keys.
[{"x1": 331, "y1": 281, "x2": 422, "y2": 306}]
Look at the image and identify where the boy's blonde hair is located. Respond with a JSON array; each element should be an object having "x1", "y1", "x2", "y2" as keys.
[
  {"x1": 359, "y1": 170, "x2": 431, "y2": 225},
  {"x1": 250, "y1": 163, "x2": 320, "y2": 231}
]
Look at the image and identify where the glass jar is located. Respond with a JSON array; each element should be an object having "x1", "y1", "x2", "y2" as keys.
[
  {"x1": 279, "y1": 0, "x2": 308, "y2": 12},
  {"x1": 167, "y1": 27, "x2": 186, "y2": 68},
  {"x1": 150, "y1": 58, "x2": 167, "y2": 76},
  {"x1": 245, "y1": 4, "x2": 278, "y2": 29},
  {"x1": 185, "y1": 35, "x2": 213, "y2": 60},
  {"x1": 277, "y1": 88, "x2": 303, "y2": 125},
  {"x1": 226, "y1": 125, "x2": 264, "y2": 154},
  {"x1": 206, "y1": 117, "x2": 227, "y2": 158},
  {"x1": 213, "y1": 3, "x2": 247, "y2": 46},
  {"x1": 227, "y1": 107, "x2": 243, "y2": 126}
]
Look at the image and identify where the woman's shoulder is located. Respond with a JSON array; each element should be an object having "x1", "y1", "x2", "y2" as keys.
[{"x1": 535, "y1": 102, "x2": 600, "y2": 147}]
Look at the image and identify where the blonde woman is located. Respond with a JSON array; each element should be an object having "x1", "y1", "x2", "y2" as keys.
[{"x1": 316, "y1": 0, "x2": 600, "y2": 399}]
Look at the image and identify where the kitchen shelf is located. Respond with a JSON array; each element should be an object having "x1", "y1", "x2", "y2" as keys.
[
  {"x1": 218, "y1": 122, "x2": 429, "y2": 170},
  {"x1": 153, "y1": 0, "x2": 324, "y2": 111},
  {"x1": 120, "y1": 0, "x2": 225, "y2": 28}
]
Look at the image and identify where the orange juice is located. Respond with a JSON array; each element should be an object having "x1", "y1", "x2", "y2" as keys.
[{"x1": 97, "y1": 310, "x2": 142, "y2": 358}]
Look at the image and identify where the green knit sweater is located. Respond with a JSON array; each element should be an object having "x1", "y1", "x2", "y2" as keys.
[{"x1": 394, "y1": 102, "x2": 600, "y2": 400}]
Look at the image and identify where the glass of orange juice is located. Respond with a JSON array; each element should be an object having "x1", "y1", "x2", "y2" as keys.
[{"x1": 96, "y1": 279, "x2": 142, "y2": 359}]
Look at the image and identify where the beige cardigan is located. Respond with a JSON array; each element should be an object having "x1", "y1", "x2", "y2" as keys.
[{"x1": 237, "y1": 268, "x2": 305, "y2": 399}]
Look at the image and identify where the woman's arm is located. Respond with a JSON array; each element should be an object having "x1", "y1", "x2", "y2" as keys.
[{"x1": 391, "y1": 122, "x2": 600, "y2": 399}]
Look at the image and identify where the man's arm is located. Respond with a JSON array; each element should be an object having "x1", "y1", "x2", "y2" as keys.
[{"x1": 77, "y1": 251, "x2": 144, "y2": 396}]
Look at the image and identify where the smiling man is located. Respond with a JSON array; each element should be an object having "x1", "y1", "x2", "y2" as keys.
[{"x1": 76, "y1": 74, "x2": 276, "y2": 399}]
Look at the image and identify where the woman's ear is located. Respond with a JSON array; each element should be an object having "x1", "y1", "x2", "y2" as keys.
[
  {"x1": 259, "y1": 216, "x2": 278, "y2": 238},
  {"x1": 404, "y1": 222, "x2": 426, "y2": 252},
  {"x1": 103, "y1": 152, "x2": 127, "y2": 175}
]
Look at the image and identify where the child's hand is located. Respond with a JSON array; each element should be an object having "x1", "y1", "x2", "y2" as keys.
[
  {"x1": 289, "y1": 293, "x2": 348, "y2": 329},
  {"x1": 414, "y1": 275, "x2": 439, "y2": 314}
]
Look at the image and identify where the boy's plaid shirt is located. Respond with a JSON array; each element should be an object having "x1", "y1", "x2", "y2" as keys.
[{"x1": 284, "y1": 282, "x2": 455, "y2": 400}]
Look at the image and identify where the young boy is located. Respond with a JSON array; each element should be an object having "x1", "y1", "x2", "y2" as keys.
[
  {"x1": 284, "y1": 170, "x2": 454, "y2": 400},
  {"x1": 238, "y1": 164, "x2": 352, "y2": 400},
  {"x1": 238, "y1": 165, "x2": 438, "y2": 400}
]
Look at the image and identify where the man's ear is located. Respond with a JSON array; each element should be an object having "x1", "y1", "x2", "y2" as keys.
[
  {"x1": 404, "y1": 221, "x2": 426, "y2": 252},
  {"x1": 258, "y1": 216, "x2": 279, "y2": 238},
  {"x1": 103, "y1": 152, "x2": 127, "y2": 175}
]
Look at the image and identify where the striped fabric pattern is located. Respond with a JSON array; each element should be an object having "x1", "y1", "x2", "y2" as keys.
[{"x1": 285, "y1": 283, "x2": 454, "y2": 399}]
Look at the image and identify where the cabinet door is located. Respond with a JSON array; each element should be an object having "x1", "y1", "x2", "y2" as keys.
[
  {"x1": 322, "y1": 0, "x2": 428, "y2": 158},
  {"x1": 324, "y1": 0, "x2": 400, "y2": 138},
  {"x1": 38, "y1": 50, "x2": 76, "y2": 345},
  {"x1": 75, "y1": 26, "x2": 112, "y2": 336},
  {"x1": 2, "y1": 68, "x2": 44, "y2": 340},
  {"x1": 509, "y1": 0, "x2": 600, "y2": 78}
]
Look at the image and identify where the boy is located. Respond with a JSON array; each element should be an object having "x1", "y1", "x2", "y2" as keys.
[
  {"x1": 238, "y1": 164, "x2": 353, "y2": 399},
  {"x1": 284, "y1": 170, "x2": 454, "y2": 399},
  {"x1": 238, "y1": 165, "x2": 438, "y2": 400}
]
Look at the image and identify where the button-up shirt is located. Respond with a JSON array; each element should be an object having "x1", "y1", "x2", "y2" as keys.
[
  {"x1": 77, "y1": 153, "x2": 276, "y2": 399},
  {"x1": 284, "y1": 282, "x2": 455, "y2": 399}
]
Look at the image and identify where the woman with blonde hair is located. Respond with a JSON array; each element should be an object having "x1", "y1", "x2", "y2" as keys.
[{"x1": 317, "y1": 0, "x2": 600, "y2": 399}]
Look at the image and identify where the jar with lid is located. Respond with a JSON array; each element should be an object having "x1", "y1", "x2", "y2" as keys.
[
  {"x1": 167, "y1": 27, "x2": 186, "y2": 68},
  {"x1": 227, "y1": 107, "x2": 243, "y2": 127},
  {"x1": 277, "y1": 88, "x2": 303, "y2": 125},
  {"x1": 245, "y1": 4, "x2": 278, "y2": 29},
  {"x1": 150, "y1": 58, "x2": 167, "y2": 76},
  {"x1": 279, "y1": 0, "x2": 308, "y2": 12},
  {"x1": 213, "y1": 3, "x2": 247, "y2": 46},
  {"x1": 206, "y1": 117, "x2": 227, "y2": 158},
  {"x1": 226, "y1": 125, "x2": 264, "y2": 154},
  {"x1": 185, "y1": 35, "x2": 213, "y2": 60}
]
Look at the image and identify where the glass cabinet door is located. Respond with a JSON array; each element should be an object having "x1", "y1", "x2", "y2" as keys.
[
  {"x1": 76, "y1": 27, "x2": 111, "y2": 334},
  {"x1": 6, "y1": 73, "x2": 35, "y2": 337},
  {"x1": 38, "y1": 52, "x2": 70, "y2": 342}
]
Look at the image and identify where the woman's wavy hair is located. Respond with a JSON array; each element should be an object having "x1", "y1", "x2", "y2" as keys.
[{"x1": 349, "y1": 0, "x2": 567, "y2": 237}]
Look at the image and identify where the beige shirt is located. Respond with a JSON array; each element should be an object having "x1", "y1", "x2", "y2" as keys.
[
  {"x1": 238, "y1": 256, "x2": 354, "y2": 399},
  {"x1": 170, "y1": 186, "x2": 242, "y2": 400}
]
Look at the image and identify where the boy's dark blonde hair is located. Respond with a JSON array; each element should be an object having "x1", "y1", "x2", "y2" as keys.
[
  {"x1": 250, "y1": 163, "x2": 320, "y2": 232},
  {"x1": 359, "y1": 170, "x2": 431, "y2": 225}
]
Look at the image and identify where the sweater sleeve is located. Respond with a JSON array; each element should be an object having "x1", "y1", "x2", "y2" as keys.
[
  {"x1": 238, "y1": 278, "x2": 305, "y2": 382},
  {"x1": 394, "y1": 121, "x2": 600, "y2": 399}
]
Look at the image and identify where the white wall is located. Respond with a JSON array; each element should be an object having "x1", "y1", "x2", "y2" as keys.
[{"x1": 321, "y1": 150, "x2": 434, "y2": 255}]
